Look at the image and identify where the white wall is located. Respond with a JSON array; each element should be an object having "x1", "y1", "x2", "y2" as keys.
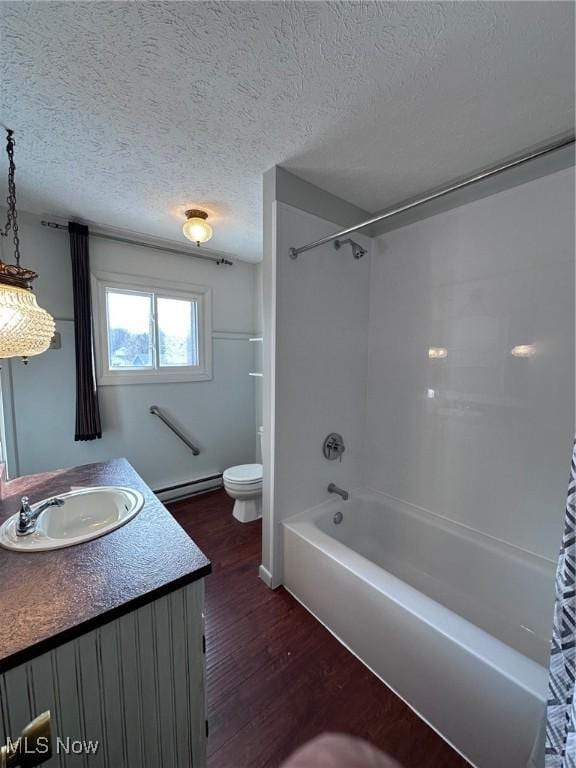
[
  {"x1": 365, "y1": 167, "x2": 574, "y2": 561},
  {"x1": 263, "y1": 201, "x2": 371, "y2": 581},
  {"x1": 1, "y1": 212, "x2": 260, "y2": 490}
]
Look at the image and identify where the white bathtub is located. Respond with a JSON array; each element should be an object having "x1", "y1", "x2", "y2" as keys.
[{"x1": 282, "y1": 489, "x2": 556, "y2": 768}]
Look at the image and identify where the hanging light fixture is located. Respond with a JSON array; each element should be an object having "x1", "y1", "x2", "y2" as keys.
[
  {"x1": 182, "y1": 209, "x2": 213, "y2": 246},
  {"x1": 0, "y1": 128, "x2": 55, "y2": 362}
]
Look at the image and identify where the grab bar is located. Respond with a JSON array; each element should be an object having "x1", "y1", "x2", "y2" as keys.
[{"x1": 149, "y1": 405, "x2": 200, "y2": 456}]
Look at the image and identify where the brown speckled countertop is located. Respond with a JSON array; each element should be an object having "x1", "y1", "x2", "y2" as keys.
[{"x1": 0, "y1": 458, "x2": 211, "y2": 673}]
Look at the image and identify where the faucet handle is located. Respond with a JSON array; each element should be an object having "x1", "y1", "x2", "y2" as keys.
[
  {"x1": 17, "y1": 497, "x2": 32, "y2": 534},
  {"x1": 323, "y1": 433, "x2": 346, "y2": 461}
]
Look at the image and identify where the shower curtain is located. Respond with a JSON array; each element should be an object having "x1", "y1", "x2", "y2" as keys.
[{"x1": 545, "y1": 439, "x2": 575, "y2": 767}]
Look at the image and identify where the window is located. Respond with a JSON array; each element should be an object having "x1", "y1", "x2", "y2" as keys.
[{"x1": 93, "y1": 272, "x2": 212, "y2": 385}]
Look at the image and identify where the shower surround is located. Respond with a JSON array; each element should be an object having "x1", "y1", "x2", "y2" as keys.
[{"x1": 263, "y1": 163, "x2": 574, "y2": 766}]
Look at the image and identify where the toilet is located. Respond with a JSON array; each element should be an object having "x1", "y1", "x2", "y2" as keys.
[{"x1": 223, "y1": 427, "x2": 263, "y2": 523}]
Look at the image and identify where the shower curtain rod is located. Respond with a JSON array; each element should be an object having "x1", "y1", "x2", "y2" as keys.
[
  {"x1": 41, "y1": 220, "x2": 234, "y2": 266},
  {"x1": 288, "y1": 134, "x2": 575, "y2": 260}
]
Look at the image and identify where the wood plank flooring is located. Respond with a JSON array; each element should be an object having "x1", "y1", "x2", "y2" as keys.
[{"x1": 169, "y1": 490, "x2": 469, "y2": 768}]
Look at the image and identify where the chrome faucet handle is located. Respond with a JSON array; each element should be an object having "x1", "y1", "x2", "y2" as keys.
[
  {"x1": 16, "y1": 496, "x2": 63, "y2": 537},
  {"x1": 17, "y1": 497, "x2": 32, "y2": 533},
  {"x1": 323, "y1": 433, "x2": 346, "y2": 461}
]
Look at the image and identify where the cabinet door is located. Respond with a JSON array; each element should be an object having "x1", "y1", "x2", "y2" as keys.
[{"x1": 0, "y1": 580, "x2": 206, "y2": 768}]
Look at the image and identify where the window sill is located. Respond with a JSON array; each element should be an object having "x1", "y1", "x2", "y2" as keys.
[{"x1": 98, "y1": 370, "x2": 213, "y2": 386}]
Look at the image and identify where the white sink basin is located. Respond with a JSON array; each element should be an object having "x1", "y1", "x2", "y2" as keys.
[{"x1": 0, "y1": 486, "x2": 144, "y2": 552}]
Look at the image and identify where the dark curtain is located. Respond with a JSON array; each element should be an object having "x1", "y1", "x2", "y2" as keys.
[{"x1": 68, "y1": 222, "x2": 102, "y2": 441}]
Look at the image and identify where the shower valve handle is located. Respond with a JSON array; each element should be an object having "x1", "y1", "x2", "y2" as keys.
[{"x1": 323, "y1": 433, "x2": 345, "y2": 461}]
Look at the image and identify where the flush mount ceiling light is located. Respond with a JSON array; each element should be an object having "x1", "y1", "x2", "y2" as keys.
[
  {"x1": 182, "y1": 209, "x2": 213, "y2": 247},
  {"x1": 0, "y1": 129, "x2": 55, "y2": 362}
]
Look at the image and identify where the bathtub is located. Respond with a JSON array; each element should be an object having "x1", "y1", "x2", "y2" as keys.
[{"x1": 282, "y1": 489, "x2": 556, "y2": 768}]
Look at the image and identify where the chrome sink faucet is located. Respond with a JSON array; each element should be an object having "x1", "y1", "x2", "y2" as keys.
[
  {"x1": 327, "y1": 483, "x2": 349, "y2": 501},
  {"x1": 16, "y1": 495, "x2": 64, "y2": 537}
]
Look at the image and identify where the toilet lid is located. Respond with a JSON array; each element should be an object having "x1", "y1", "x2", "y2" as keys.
[{"x1": 223, "y1": 463, "x2": 262, "y2": 484}]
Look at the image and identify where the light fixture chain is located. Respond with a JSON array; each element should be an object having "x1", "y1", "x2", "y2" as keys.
[{"x1": 1, "y1": 129, "x2": 21, "y2": 266}]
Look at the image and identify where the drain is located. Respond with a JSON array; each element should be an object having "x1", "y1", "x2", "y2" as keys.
[{"x1": 333, "y1": 511, "x2": 343, "y2": 525}]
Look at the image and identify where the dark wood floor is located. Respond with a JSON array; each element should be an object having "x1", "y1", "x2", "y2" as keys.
[{"x1": 169, "y1": 490, "x2": 468, "y2": 768}]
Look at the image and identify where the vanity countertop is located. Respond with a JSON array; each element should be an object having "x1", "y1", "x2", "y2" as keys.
[{"x1": 0, "y1": 458, "x2": 211, "y2": 673}]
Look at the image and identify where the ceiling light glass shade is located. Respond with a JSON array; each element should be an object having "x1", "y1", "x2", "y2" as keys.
[
  {"x1": 182, "y1": 209, "x2": 213, "y2": 245},
  {"x1": 182, "y1": 217, "x2": 213, "y2": 244},
  {"x1": 0, "y1": 284, "x2": 55, "y2": 358}
]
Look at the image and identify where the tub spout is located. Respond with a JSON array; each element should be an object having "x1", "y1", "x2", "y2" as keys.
[{"x1": 327, "y1": 483, "x2": 349, "y2": 501}]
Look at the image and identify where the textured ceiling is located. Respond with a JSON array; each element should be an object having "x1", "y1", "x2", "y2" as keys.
[{"x1": 1, "y1": 1, "x2": 574, "y2": 262}]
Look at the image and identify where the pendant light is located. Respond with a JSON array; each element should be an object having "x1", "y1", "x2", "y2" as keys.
[
  {"x1": 0, "y1": 128, "x2": 55, "y2": 362},
  {"x1": 182, "y1": 209, "x2": 213, "y2": 246}
]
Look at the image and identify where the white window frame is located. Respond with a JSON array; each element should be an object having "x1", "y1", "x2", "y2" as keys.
[{"x1": 92, "y1": 271, "x2": 212, "y2": 385}]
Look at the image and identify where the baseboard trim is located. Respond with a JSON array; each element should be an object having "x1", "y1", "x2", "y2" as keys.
[
  {"x1": 258, "y1": 564, "x2": 274, "y2": 588},
  {"x1": 259, "y1": 564, "x2": 282, "y2": 589}
]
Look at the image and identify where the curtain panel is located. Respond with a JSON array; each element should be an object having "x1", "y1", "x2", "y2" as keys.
[{"x1": 68, "y1": 222, "x2": 102, "y2": 441}]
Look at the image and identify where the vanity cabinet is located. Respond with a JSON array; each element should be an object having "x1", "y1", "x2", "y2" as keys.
[
  {"x1": 0, "y1": 580, "x2": 207, "y2": 767},
  {"x1": 0, "y1": 459, "x2": 211, "y2": 768}
]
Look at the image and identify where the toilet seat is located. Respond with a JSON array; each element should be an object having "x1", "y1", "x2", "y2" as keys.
[
  {"x1": 223, "y1": 464, "x2": 262, "y2": 485},
  {"x1": 223, "y1": 463, "x2": 262, "y2": 523}
]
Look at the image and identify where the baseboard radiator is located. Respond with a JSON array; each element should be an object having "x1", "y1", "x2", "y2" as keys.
[{"x1": 154, "y1": 474, "x2": 223, "y2": 503}]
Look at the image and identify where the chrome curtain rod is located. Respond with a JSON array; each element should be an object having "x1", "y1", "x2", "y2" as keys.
[
  {"x1": 289, "y1": 135, "x2": 575, "y2": 259},
  {"x1": 41, "y1": 220, "x2": 234, "y2": 266}
]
